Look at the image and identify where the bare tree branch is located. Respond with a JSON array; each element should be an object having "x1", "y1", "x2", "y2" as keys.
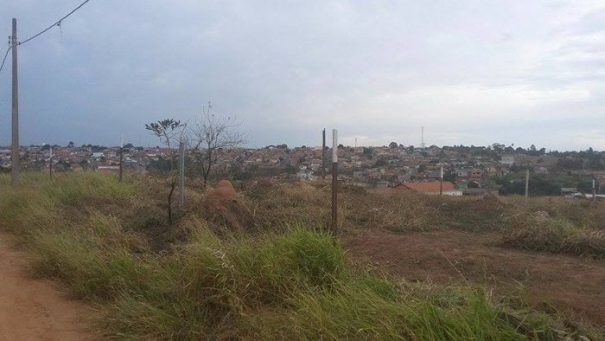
[{"x1": 189, "y1": 109, "x2": 244, "y2": 185}]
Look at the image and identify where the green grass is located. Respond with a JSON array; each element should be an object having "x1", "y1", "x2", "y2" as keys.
[
  {"x1": 99, "y1": 223, "x2": 562, "y2": 340},
  {"x1": 0, "y1": 173, "x2": 600, "y2": 339},
  {"x1": 41, "y1": 172, "x2": 136, "y2": 206},
  {"x1": 0, "y1": 172, "x2": 136, "y2": 238}
]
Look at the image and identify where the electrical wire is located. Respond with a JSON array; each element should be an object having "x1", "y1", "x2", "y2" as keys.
[
  {"x1": 0, "y1": 0, "x2": 92, "y2": 75},
  {"x1": 0, "y1": 46, "x2": 11, "y2": 75},
  {"x1": 18, "y1": 0, "x2": 92, "y2": 46}
]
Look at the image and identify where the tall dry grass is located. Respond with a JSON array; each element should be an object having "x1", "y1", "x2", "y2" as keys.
[
  {"x1": 0, "y1": 173, "x2": 601, "y2": 339},
  {"x1": 246, "y1": 182, "x2": 605, "y2": 258}
]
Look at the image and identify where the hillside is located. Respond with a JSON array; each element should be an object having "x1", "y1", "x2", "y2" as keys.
[{"x1": 0, "y1": 173, "x2": 603, "y2": 339}]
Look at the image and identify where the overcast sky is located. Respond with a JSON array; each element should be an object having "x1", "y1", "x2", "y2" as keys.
[{"x1": 1, "y1": 1, "x2": 604, "y2": 150}]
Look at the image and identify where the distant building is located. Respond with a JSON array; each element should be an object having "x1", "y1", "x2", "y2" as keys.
[
  {"x1": 296, "y1": 167, "x2": 314, "y2": 181},
  {"x1": 561, "y1": 187, "x2": 578, "y2": 195},
  {"x1": 393, "y1": 181, "x2": 462, "y2": 196},
  {"x1": 500, "y1": 155, "x2": 515, "y2": 166},
  {"x1": 535, "y1": 166, "x2": 549, "y2": 175},
  {"x1": 469, "y1": 169, "x2": 483, "y2": 182},
  {"x1": 375, "y1": 180, "x2": 390, "y2": 188},
  {"x1": 456, "y1": 169, "x2": 469, "y2": 178}
]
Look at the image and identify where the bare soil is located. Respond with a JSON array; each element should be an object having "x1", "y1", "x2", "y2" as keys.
[
  {"x1": 343, "y1": 230, "x2": 605, "y2": 328},
  {"x1": 0, "y1": 234, "x2": 98, "y2": 341}
]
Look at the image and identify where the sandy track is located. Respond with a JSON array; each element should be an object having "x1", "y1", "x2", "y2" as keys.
[{"x1": 0, "y1": 234, "x2": 98, "y2": 341}]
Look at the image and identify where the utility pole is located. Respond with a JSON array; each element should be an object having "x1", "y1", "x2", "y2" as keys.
[
  {"x1": 525, "y1": 169, "x2": 529, "y2": 203},
  {"x1": 11, "y1": 18, "x2": 19, "y2": 186},
  {"x1": 321, "y1": 129, "x2": 326, "y2": 180},
  {"x1": 331, "y1": 129, "x2": 338, "y2": 234},
  {"x1": 178, "y1": 141, "x2": 185, "y2": 207}
]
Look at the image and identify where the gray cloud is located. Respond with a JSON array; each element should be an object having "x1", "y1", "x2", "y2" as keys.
[{"x1": 0, "y1": 0, "x2": 604, "y2": 150}]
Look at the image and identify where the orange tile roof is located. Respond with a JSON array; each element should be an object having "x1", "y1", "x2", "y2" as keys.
[{"x1": 397, "y1": 181, "x2": 456, "y2": 192}]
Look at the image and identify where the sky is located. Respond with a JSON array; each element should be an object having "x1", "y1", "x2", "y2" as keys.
[{"x1": 0, "y1": 0, "x2": 604, "y2": 150}]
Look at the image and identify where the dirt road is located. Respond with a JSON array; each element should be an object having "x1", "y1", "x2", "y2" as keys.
[
  {"x1": 343, "y1": 230, "x2": 605, "y2": 328},
  {"x1": 0, "y1": 234, "x2": 97, "y2": 341}
]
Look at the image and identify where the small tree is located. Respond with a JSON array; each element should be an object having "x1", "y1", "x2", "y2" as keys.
[
  {"x1": 145, "y1": 118, "x2": 185, "y2": 224},
  {"x1": 145, "y1": 119, "x2": 184, "y2": 171},
  {"x1": 190, "y1": 109, "x2": 243, "y2": 186}
]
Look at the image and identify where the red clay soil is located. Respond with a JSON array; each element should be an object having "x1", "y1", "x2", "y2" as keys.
[
  {"x1": 342, "y1": 230, "x2": 605, "y2": 328},
  {"x1": 0, "y1": 234, "x2": 98, "y2": 341}
]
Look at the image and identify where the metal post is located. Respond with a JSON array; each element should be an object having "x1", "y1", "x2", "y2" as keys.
[
  {"x1": 321, "y1": 129, "x2": 326, "y2": 180},
  {"x1": 119, "y1": 147, "x2": 123, "y2": 182},
  {"x1": 119, "y1": 135, "x2": 124, "y2": 182},
  {"x1": 178, "y1": 141, "x2": 185, "y2": 207},
  {"x1": 525, "y1": 169, "x2": 529, "y2": 203},
  {"x1": 439, "y1": 166, "x2": 443, "y2": 196},
  {"x1": 49, "y1": 146, "x2": 53, "y2": 180},
  {"x1": 331, "y1": 129, "x2": 338, "y2": 233},
  {"x1": 592, "y1": 178, "x2": 596, "y2": 203},
  {"x1": 11, "y1": 18, "x2": 19, "y2": 186}
]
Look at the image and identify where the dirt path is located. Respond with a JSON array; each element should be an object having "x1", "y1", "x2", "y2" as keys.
[
  {"x1": 343, "y1": 230, "x2": 605, "y2": 328},
  {"x1": 0, "y1": 234, "x2": 98, "y2": 341}
]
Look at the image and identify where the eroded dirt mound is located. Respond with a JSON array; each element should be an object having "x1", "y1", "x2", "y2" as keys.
[
  {"x1": 209, "y1": 180, "x2": 238, "y2": 200},
  {"x1": 202, "y1": 180, "x2": 252, "y2": 232}
]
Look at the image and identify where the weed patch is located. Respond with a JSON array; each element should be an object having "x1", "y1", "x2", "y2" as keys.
[
  {"x1": 0, "y1": 173, "x2": 601, "y2": 339},
  {"x1": 502, "y1": 214, "x2": 605, "y2": 258}
]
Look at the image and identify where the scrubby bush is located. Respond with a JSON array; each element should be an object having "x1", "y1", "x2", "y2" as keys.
[{"x1": 502, "y1": 213, "x2": 605, "y2": 258}]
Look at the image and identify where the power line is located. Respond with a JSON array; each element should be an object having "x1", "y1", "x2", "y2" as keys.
[
  {"x1": 0, "y1": 0, "x2": 92, "y2": 74},
  {"x1": 0, "y1": 46, "x2": 11, "y2": 75},
  {"x1": 18, "y1": 0, "x2": 92, "y2": 46}
]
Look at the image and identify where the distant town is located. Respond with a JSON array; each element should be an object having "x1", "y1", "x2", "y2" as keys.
[{"x1": 1, "y1": 142, "x2": 603, "y2": 197}]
